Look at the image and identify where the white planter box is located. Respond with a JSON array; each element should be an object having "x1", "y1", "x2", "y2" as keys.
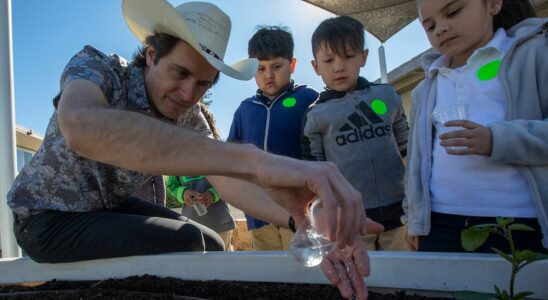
[{"x1": 1, "y1": 251, "x2": 546, "y2": 298}]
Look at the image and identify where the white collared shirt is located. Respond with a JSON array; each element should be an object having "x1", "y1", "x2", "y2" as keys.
[{"x1": 429, "y1": 28, "x2": 536, "y2": 218}]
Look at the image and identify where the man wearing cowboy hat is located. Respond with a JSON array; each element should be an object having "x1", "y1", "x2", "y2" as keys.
[{"x1": 7, "y1": 1, "x2": 380, "y2": 299}]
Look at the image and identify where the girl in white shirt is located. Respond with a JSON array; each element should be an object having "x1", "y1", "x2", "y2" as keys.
[{"x1": 404, "y1": 0, "x2": 548, "y2": 253}]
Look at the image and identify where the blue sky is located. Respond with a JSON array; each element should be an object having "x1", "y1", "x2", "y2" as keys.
[{"x1": 12, "y1": 0, "x2": 430, "y2": 139}]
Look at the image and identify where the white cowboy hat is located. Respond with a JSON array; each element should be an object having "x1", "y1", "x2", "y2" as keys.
[{"x1": 122, "y1": 0, "x2": 258, "y2": 80}]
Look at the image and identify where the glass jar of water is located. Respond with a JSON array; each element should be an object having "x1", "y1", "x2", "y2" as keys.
[{"x1": 289, "y1": 198, "x2": 335, "y2": 267}]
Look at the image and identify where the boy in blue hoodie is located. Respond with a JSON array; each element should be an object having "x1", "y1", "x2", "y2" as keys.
[{"x1": 227, "y1": 26, "x2": 318, "y2": 250}]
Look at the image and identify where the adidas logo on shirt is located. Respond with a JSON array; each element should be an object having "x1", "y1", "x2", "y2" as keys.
[{"x1": 335, "y1": 101, "x2": 391, "y2": 146}]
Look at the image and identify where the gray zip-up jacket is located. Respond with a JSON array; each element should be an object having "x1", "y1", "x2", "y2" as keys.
[
  {"x1": 302, "y1": 77, "x2": 409, "y2": 229},
  {"x1": 403, "y1": 18, "x2": 548, "y2": 248}
]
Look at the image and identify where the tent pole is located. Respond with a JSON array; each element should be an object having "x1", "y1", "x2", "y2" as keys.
[
  {"x1": 0, "y1": 0, "x2": 21, "y2": 259},
  {"x1": 378, "y1": 44, "x2": 388, "y2": 83}
]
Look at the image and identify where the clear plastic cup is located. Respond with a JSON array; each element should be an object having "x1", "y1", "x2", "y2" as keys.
[
  {"x1": 431, "y1": 104, "x2": 468, "y2": 151},
  {"x1": 189, "y1": 194, "x2": 207, "y2": 216},
  {"x1": 192, "y1": 203, "x2": 208, "y2": 216},
  {"x1": 289, "y1": 199, "x2": 335, "y2": 267}
]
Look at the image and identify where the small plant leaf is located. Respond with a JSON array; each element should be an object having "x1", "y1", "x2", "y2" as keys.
[
  {"x1": 496, "y1": 217, "x2": 514, "y2": 227},
  {"x1": 508, "y1": 223, "x2": 534, "y2": 232},
  {"x1": 462, "y1": 218, "x2": 545, "y2": 300},
  {"x1": 513, "y1": 291, "x2": 534, "y2": 300},
  {"x1": 517, "y1": 250, "x2": 538, "y2": 263},
  {"x1": 499, "y1": 289, "x2": 510, "y2": 300},
  {"x1": 535, "y1": 253, "x2": 548, "y2": 261},
  {"x1": 454, "y1": 291, "x2": 494, "y2": 300},
  {"x1": 521, "y1": 251, "x2": 548, "y2": 264},
  {"x1": 514, "y1": 250, "x2": 525, "y2": 266},
  {"x1": 470, "y1": 224, "x2": 498, "y2": 232},
  {"x1": 462, "y1": 228, "x2": 490, "y2": 251},
  {"x1": 491, "y1": 247, "x2": 513, "y2": 263},
  {"x1": 494, "y1": 285, "x2": 501, "y2": 295}
]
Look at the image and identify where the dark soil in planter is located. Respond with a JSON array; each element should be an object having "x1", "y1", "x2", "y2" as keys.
[{"x1": 0, "y1": 274, "x2": 451, "y2": 299}]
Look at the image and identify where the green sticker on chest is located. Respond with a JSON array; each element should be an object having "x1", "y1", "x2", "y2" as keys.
[
  {"x1": 282, "y1": 97, "x2": 297, "y2": 108},
  {"x1": 371, "y1": 99, "x2": 387, "y2": 115},
  {"x1": 477, "y1": 60, "x2": 502, "y2": 81}
]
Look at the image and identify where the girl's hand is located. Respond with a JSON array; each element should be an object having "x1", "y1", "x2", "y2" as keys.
[
  {"x1": 405, "y1": 234, "x2": 419, "y2": 251},
  {"x1": 439, "y1": 120, "x2": 493, "y2": 156},
  {"x1": 197, "y1": 192, "x2": 214, "y2": 208},
  {"x1": 183, "y1": 190, "x2": 200, "y2": 206}
]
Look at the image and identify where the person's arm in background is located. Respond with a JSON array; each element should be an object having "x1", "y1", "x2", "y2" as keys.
[{"x1": 166, "y1": 176, "x2": 187, "y2": 205}]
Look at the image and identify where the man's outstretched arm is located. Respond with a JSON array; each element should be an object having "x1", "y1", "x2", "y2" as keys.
[
  {"x1": 57, "y1": 79, "x2": 259, "y2": 179},
  {"x1": 57, "y1": 79, "x2": 367, "y2": 247}
]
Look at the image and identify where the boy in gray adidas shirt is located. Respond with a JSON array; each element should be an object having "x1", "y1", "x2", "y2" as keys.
[{"x1": 301, "y1": 16, "x2": 409, "y2": 251}]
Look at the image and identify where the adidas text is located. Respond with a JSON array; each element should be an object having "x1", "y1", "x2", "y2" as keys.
[{"x1": 335, "y1": 125, "x2": 392, "y2": 146}]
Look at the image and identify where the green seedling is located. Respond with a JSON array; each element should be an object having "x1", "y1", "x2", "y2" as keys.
[{"x1": 461, "y1": 217, "x2": 548, "y2": 300}]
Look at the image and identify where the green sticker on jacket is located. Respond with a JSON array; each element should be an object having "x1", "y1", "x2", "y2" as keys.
[
  {"x1": 477, "y1": 60, "x2": 501, "y2": 81},
  {"x1": 282, "y1": 97, "x2": 297, "y2": 108}
]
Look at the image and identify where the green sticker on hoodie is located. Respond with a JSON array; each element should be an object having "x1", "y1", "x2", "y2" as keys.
[{"x1": 371, "y1": 99, "x2": 387, "y2": 115}]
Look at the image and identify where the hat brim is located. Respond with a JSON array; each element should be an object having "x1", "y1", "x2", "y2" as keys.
[{"x1": 122, "y1": 0, "x2": 257, "y2": 80}]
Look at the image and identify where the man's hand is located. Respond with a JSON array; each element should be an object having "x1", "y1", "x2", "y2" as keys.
[
  {"x1": 439, "y1": 120, "x2": 493, "y2": 156},
  {"x1": 320, "y1": 220, "x2": 383, "y2": 300},
  {"x1": 255, "y1": 157, "x2": 367, "y2": 248}
]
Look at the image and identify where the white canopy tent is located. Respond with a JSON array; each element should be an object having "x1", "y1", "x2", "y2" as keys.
[
  {"x1": 0, "y1": 0, "x2": 20, "y2": 258},
  {"x1": 303, "y1": 0, "x2": 548, "y2": 83}
]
